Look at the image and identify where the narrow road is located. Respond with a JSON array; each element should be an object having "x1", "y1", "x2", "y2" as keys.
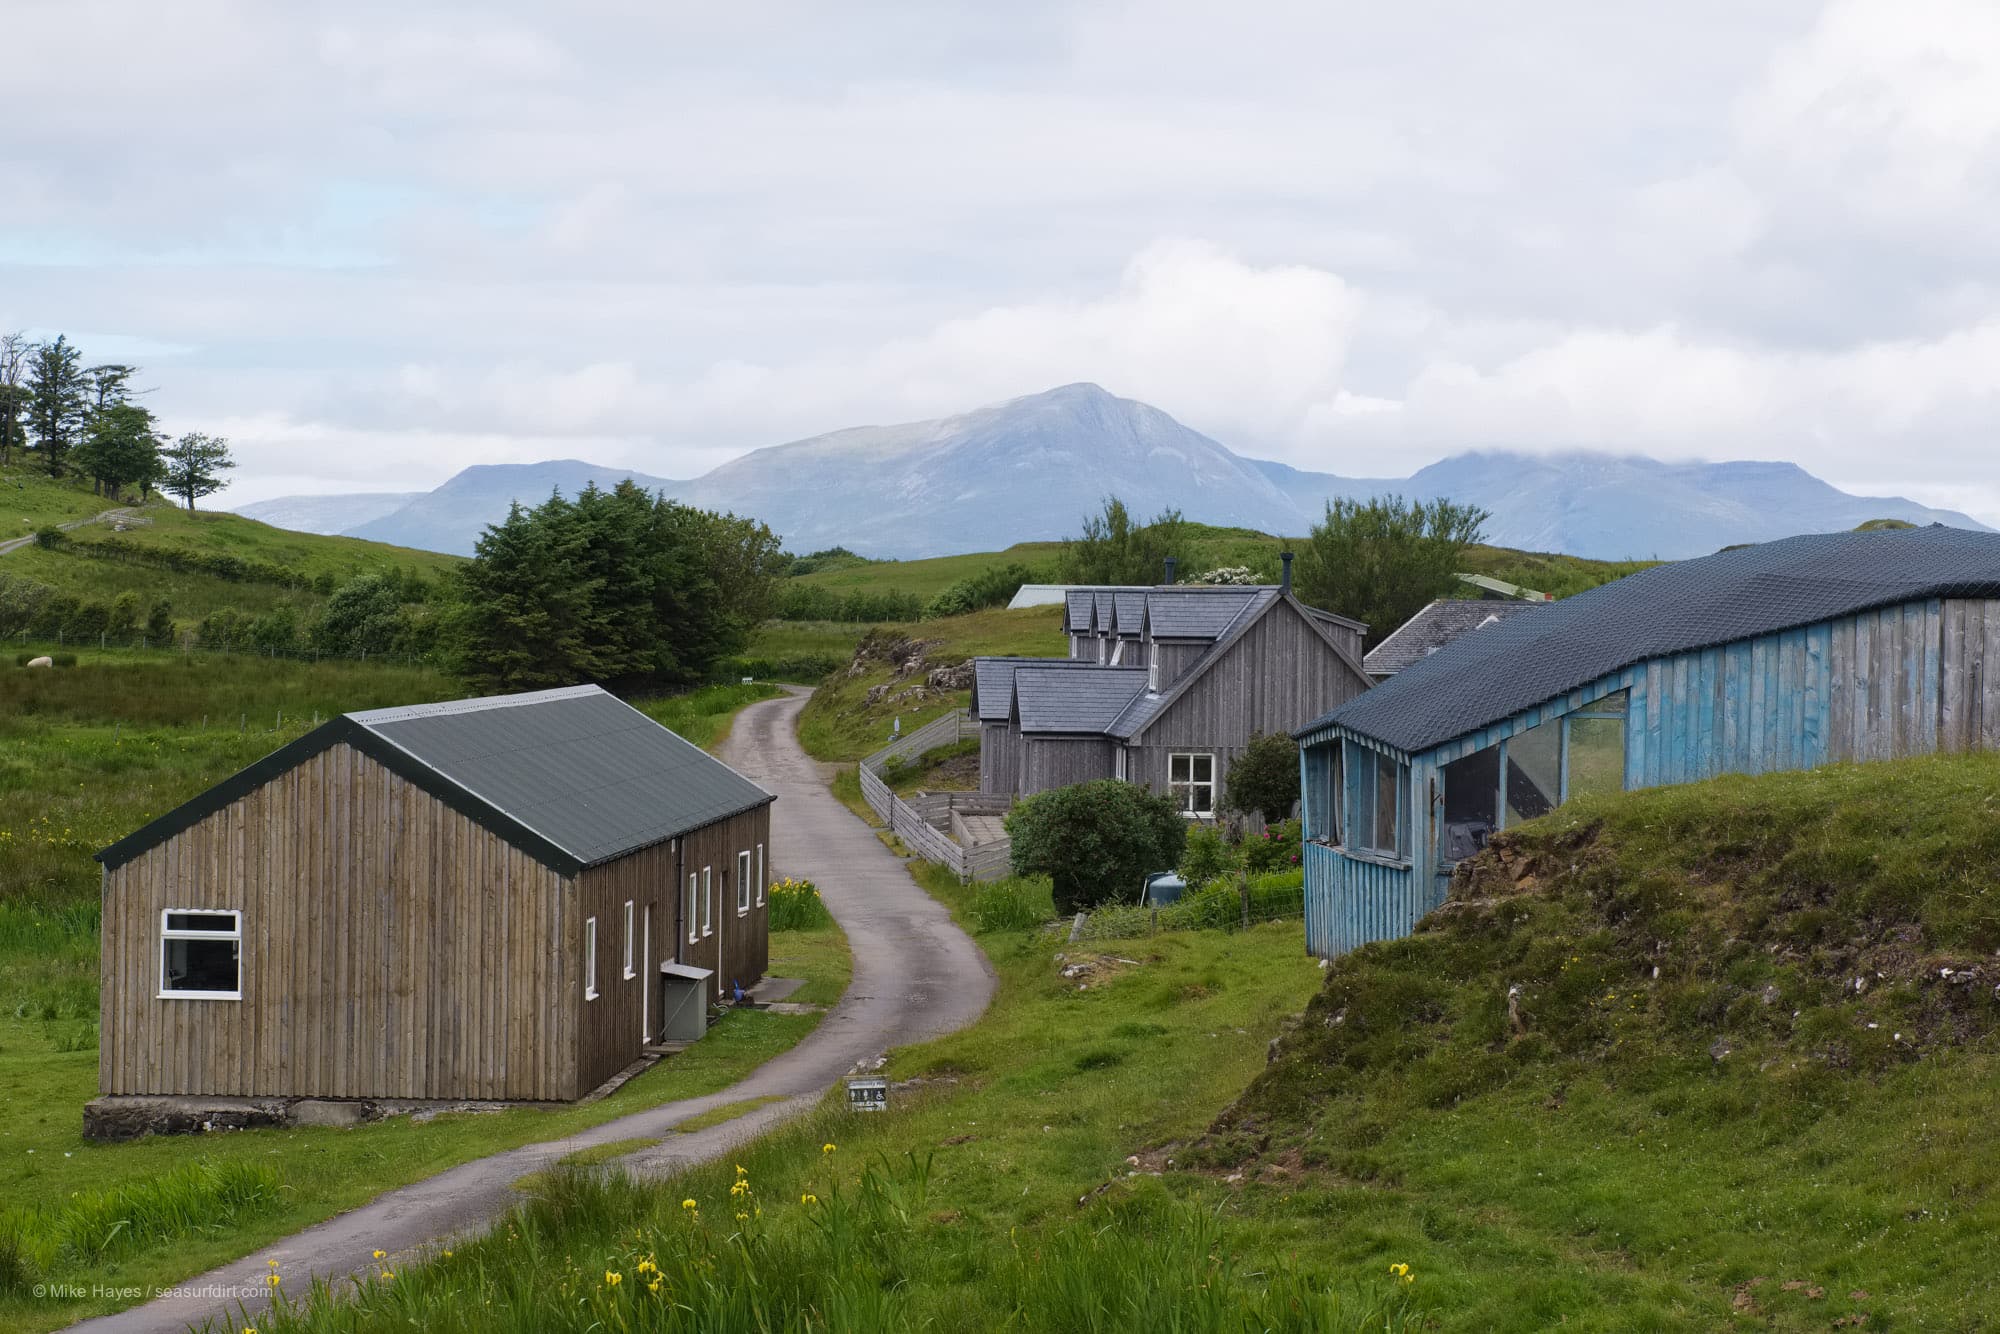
[
  {"x1": 68, "y1": 687, "x2": 995, "y2": 1334},
  {"x1": 0, "y1": 506, "x2": 136, "y2": 556}
]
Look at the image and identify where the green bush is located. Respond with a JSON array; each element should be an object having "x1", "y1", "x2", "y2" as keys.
[
  {"x1": 1178, "y1": 824, "x2": 1236, "y2": 888},
  {"x1": 1008, "y1": 780, "x2": 1187, "y2": 915},
  {"x1": 712, "y1": 654, "x2": 842, "y2": 684},
  {"x1": 1243, "y1": 817, "x2": 1303, "y2": 874},
  {"x1": 1220, "y1": 731, "x2": 1301, "y2": 824},
  {"x1": 774, "y1": 584, "x2": 924, "y2": 622},
  {"x1": 921, "y1": 562, "x2": 1039, "y2": 619},
  {"x1": 31, "y1": 525, "x2": 64, "y2": 549},
  {"x1": 970, "y1": 877, "x2": 1054, "y2": 933}
]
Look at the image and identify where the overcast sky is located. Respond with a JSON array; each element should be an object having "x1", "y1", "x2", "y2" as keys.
[{"x1": 7, "y1": 1, "x2": 2000, "y2": 517}]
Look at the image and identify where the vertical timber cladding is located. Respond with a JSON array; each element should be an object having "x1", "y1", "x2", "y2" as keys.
[
  {"x1": 1022, "y1": 737, "x2": 1117, "y2": 793},
  {"x1": 1134, "y1": 599, "x2": 1369, "y2": 801},
  {"x1": 574, "y1": 801, "x2": 774, "y2": 1093},
  {"x1": 99, "y1": 742, "x2": 573, "y2": 1102}
]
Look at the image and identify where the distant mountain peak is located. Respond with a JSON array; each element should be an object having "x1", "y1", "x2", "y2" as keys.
[{"x1": 239, "y1": 385, "x2": 1986, "y2": 560}]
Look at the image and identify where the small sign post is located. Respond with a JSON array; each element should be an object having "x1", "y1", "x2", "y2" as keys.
[{"x1": 845, "y1": 1077, "x2": 889, "y2": 1113}]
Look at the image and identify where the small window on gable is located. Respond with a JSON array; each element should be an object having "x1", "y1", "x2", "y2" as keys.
[
  {"x1": 737, "y1": 850, "x2": 752, "y2": 915},
  {"x1": 584, "y1": 916, "x2": 599, "y2": 1001},
  {"x1": 1148, "y1": 643, "x2": 1160, "y2": 692},
  {"x1": 159, "y1": 909, "x2": 241, "y2": 1000},
  {"x1": 622, "y1": 900, "x2": 636, "y2": 979}
]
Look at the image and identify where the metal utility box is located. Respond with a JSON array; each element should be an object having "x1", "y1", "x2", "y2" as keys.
[
  {"x1": 845, "y1": 1077, "x2": 889, "y2": 1112},
  {"x1": 658, "y1": 962, "x2": 715, "y2": 1043},
  {"x1": 1143, "y1": 871, "x2": 1186, "y2": 906}
]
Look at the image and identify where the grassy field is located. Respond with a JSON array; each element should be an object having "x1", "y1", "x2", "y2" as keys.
[
  {"x1": 0, "y1": 654, "x2": 840, "y2": 1331},
  {"x1": 233, "y1": 751, "x2": 2000, "y2": 1331},
  {"x1": 795, "y1": 605, "x2": 1065, "y2": 761},
  {"x1": 239, "y1": 860, "x2": 1430, "y2": 1333},
  {"x1": 0, "y1": 468, "x2": 459, "y2": 629}
]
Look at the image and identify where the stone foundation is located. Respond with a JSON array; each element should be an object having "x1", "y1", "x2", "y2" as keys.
[{"x1": 81, "y1": 1093, "x2": 562, "y2": 1141}]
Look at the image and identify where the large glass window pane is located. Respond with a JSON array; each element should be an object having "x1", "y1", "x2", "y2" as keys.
[
  {"x1": 1441, "y1": 745, "x2": 1500, "y2": 861},
  {"x1": 1565, "y1": 715, "x2": 1626, "y2": 800},
  {"x1": 1505, "y1": 718, "x2": 1562, "y2": 826}
]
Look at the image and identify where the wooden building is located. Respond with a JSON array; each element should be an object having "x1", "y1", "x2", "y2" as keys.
[
  {"x1": 95, "y1": 685, "x2": 774, "y2": 1105},
  {"x1": 971, "y1": 558, "x2": 1372, "y2": 818},
  {"x1": 1297, "y1": 526, "x2": 2000, "y2": 959}
]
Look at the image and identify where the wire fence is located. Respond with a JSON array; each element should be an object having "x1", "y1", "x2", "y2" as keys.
[{"x1": 1065, "y1": 874, "x2": 1306, "y2": 942}]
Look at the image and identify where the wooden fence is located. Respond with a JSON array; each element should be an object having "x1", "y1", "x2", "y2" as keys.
[{"x1": 857, "y1": 711, "x2": 1013, "y2": 882}]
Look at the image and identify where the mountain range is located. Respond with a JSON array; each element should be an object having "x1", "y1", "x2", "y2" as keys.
[{"x1": 234, "y1": 383, "x2": 1984, "y2": 560}]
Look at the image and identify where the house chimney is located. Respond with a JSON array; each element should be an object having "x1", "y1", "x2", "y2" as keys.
[
  {"x1": 1280, "y1": 551, "x2": 1294, "y2": 592},
  {"x1": 1163, "y1": 556, "x2": 1178, "y2": 585}
]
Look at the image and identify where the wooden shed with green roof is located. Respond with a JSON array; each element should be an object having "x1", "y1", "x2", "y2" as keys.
[{"x1": 93, "y1": 684, "x2": 774, "y2": 1110}]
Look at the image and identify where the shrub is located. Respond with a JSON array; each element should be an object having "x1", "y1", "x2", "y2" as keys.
[
  {"x1": 970, "y1": 877, "x2": 1053, "y2": 933},
  {"x1": 31, "y1": 525, "x2": 63, "y2": 549},
  {"x1": 144, "y1": 599, "x2": 173, "y2": 643},
  {"x1": 1243, "y1": 817, "x2": 1303, "y2": 874},
  {"x1": 1008, "y1": 780, "x2": 1188, "y2": 915},
  {"x1": 1178, "y1": 824, "x2": 1236, "y2": 888},
  {"x1": 767, "y1": 877, "x2": 832, "y2": 931},
  {"x1": 774, "y1": 584, "x2": 925, "y2": 623},
  {"x1": 1220, "y1": 731, "x2": 1301, "y2": 825},
  {"x1": 922, "y1": 562, "x2": 1040, "y2": 619}
]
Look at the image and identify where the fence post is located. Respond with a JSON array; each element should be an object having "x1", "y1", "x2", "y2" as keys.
[{"x1": 1239, "y1": 867, "x2": 1250, "y2": 931}]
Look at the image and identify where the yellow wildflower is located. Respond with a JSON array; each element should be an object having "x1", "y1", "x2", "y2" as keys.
[
  {"x1": 1388, "y1": 1262, "x2": 1414, "y2": 1284},
  {"x1": 681, "y1": 1198, "x2": 698, "y2": 1210},
  {"x1": 648, "y1": 1278, "x2": 663, "y2": 1295},
  {"x1": 822, "y1": 1143, "x2": 837, "y2": 1154},
  {"x1": 372, "y1": 1249, "x2": 386, "y2": 1260},
  {"x1": 605, "y1": 1270, "x2": 622, "y2": 1287},
  {"x1": 380, "y1": 1270, "x2": 395, "y2": 1281},
  {"x1": 265, "y1": 1274, "x2": 281, "y2": 1287},
  {"x1": 801, "y1": 1192, "x2": 819, "y2": 1206}
]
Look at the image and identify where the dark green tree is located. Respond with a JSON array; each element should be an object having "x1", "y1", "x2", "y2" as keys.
[
  {"x1": 1058, "y1": 497, "x2": 1194, "y2": 585},
  {"x1": 1295, "y1": 495, "x2": 1490, "y2": 648},
  {"x1": 25, "y1": 336, "x2": 87, "y2": 477},
  {"x1": 160, "y1": 431, "x2": 236, "y2": 511},
  {"x1": 312, "y1": 574, "x2": 409, "y2": 657},
  {"x1": 74, "y1": 402, "x2": 160, "y2": 500},
  {"x1": 1007, "y1": 779, "x2": 1188, "y2": 915},
  {"x1": 443, "y1": 483, "x2": 777, "y2": 694},
  {"x1": 1220, "y1": 731, "x2": 1302, "y2": 825},
  {"x1": 145, "y1": 599, "x2": 175, "y2": 644}
]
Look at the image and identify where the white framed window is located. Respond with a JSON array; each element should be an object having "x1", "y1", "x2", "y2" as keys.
[
  {"x1": 158, "y1": 909, "x2": 241, "y2": 1000},
  {"x1": 686, "y1": 872, "x2": 698, "y2": 944},
  {"x1": 702, "y1": 866, "x2": 713, "y2": 937},
  {"x1": 1147, "y1": 643, "x2": 1160, "y2": 692},
  {"x1": 755, "y1": 843, "x2": 766, "y2": 906},
  {"x1": 737, "y1": 851, "x2": 752, "y2": 915},
  {"x1": 622, "y1": 900, "x2": 636, "y2": 979},
  {"x1": 1168, "y1": 752, "x2": 1215, "y2": 818},
  {"x1": 584, "y1": 916, "x2": 599, "y2": 1001},
  {"x1": 1109, "y1": 638, "x2": 1125, "y2": 666}
]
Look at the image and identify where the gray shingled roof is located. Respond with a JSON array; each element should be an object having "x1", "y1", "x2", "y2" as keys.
[
  {"x1": 1015, "y1": 666, "x2": 1147, "y2": 733},
  {"x1": 1363, "y1": 599, "x2": 1547, "y2": 676},
  {"x1": 99, "y1": 685, "x2": 772, "y2": 875},
  {"x1": 972, "y1": 656, "x2": 1098, "y2": 721},
  {"x1": 1113, "y1": 591, "x2": 1147, "y2": 635},
  {"x1": 1064, "y1": 589, "x2": 1094, "y2": 633},
  {"x1": 1147, "y1": 590, "x2": 1260, "y2": 639},
  {"x1": 1304, "y1": 525, "x2": 2000, "y2": 755}
]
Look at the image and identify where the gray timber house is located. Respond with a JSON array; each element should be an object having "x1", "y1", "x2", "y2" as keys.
[
  {"x1": 94, "y1": 685, "x2": 774, "y2": 1111},
  {"x1": 971, "y1": 562, "x2": 1371, "y2": 818}
]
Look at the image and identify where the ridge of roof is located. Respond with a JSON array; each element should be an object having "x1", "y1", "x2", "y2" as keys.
[{"x1": 1304, "y1": 524, "x2": 2000, "y2": 753}]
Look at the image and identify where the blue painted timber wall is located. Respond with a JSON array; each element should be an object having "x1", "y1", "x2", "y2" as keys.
[{"x1": 1301, "y1": 596, "x2": 1984, "y2": 960}]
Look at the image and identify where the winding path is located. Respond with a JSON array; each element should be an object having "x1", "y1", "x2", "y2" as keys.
[
  {"x1": 0, "y1": 506, "x2": 136, "y2": 556},
  {"x1": 68, "y1": 687, "x2": 996, "y2": 1333}
]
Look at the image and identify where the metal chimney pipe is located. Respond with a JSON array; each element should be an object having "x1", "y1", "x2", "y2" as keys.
[
  {"x1": 1163, "y1": 556, "x2": 1178, "y2": 584},
  {"x1": 1280, "y1": 551, "x2": 1294, "y2": 592}
]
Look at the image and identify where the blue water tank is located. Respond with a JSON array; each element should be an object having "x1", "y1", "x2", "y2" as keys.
[{"x1": 1143, "y1": 871, "x2": 1186, "y2": 906}]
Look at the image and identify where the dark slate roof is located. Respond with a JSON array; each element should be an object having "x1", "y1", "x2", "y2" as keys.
[
  {"x1": 1303, "y1": 525, "x2": 2000, "y2": 755},
  {"x1": 1015, "y1": 666, "x2": 1146, "y2": 734},
  {"x1": 1113, "y1": 591, "x2": 1148, "y2": 635},
  {"x1": 1147, "y1": 589, "x2": 1260, "y2": 639},
  {"x1": 971, "y1": 656, "x2": 1098, "y2": 721},
  {"x1": 1064, "y1": 590, "x2": 1094, "y2": 633},
  {"x1": 99, "y1": 685, "x2": 773, "y2": 875},
  {"x1": 1107, "y1": 590, "x2": 1279, "y2": 738},
  {"x1": 1363, "y1": 599, "x2": 1547, "y2": 676}
]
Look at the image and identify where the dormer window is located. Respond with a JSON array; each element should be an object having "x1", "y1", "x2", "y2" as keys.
[{"x1": 1148, "y1": 642, "x2": 1161, "y2": 692}]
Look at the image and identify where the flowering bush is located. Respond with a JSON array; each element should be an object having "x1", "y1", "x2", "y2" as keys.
[{"x1": 767, "y1": 876, "x2": 832, "y2": 931}]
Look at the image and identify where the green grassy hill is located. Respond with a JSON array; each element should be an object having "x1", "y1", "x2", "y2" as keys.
[
  {"x1": 0, "y1": 467, "x2": 459, "y2": 641},
  {"x1": 1203, "y1": 755, "x2": 2000, "y2": 1327}
]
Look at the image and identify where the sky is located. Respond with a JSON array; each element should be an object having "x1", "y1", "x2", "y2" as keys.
[{"x1": 7, "y1": 0, "x2": 2000, "y2": 519}]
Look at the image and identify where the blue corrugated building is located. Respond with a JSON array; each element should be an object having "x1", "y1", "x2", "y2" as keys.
[{"x1": 1294, "y1": 525, "x2": 2000, "y2": 959}]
